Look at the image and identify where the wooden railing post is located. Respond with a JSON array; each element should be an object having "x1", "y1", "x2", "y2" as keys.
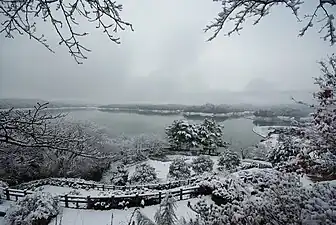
[
  {"x1": 5, "y1": 188, "x2": 10, "y2": 200},
  {"x1": 135, "y1": 194, "x2": 140, "y2": 206},
  {"x1": 180, "y1": 188, "x2": 183, "y2": 200},
  {"x1": 111, "y1": 195, "x2": 114, "y2": 208},
  {"x1": 23, "y1": 189, "x2": 27, "y2": 196},
  {"x1": 64, "y1": 195, "x2": 69, "y2": 208},
  {"x1": 87, "y1": 196, "x2": 91, "y2": 209},
  {"x1": 159, "y1": 191, "x2": 162, "y2": 203},
  {"x1": 102, "y1": 185, "x2": 105, "y2": 191}
]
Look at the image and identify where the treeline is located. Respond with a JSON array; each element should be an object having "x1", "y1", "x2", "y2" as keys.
[
  {"x1": 100, "y1": 103, "x2": 253, "y2": 114},
  {"x1": 254, "y1": 106, "x2": 313, "y2": 118}
]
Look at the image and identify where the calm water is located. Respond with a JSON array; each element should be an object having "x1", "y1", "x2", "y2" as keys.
[{"x1": 66, "y1": 109, "x2": 262, "y2": 150}]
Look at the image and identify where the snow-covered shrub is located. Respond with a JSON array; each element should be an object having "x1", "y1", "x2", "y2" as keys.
[
  {"x1": 4, "y1": 192, "x2": 59, "y2": 225},
  {"x1": 168, "y1": 158, "x2": 191, "y2": 180},
  {"x1": 191, "y1": 156, "x2": 214, "y2": 174},
  {"x1": 189, "y1": 171, "x2": 336, "y2": 225},
  {"x1": 218, "y1": 149, "x2": 241, "y2": 170},
  {"x1": 130, "y1": 163, "x2": 158, "y2": 184},
  {"x1": 111, "y1": 164, "x2": 129, "y2": 186}
]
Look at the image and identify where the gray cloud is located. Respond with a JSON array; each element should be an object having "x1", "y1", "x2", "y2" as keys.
[{"x1": 0, "y1": 0, "x2": 334, "y2": 105}]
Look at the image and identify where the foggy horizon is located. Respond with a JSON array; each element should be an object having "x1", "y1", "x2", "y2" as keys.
[{"x1": 0, "y1": 0, "x2": 333, "y2": 105}]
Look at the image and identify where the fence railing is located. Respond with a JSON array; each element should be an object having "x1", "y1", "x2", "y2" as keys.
[
  {"x1": 1, "y1": 185, "x2": 201, "y2": 210},
  {"x1": 13, "y1": 177, "x2": 200, "y2": 192}
]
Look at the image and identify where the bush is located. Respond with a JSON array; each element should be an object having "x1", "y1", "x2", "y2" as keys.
[
  {"x1": 110, "y1": 164, "x2": 129, "y2": 186},
  {"x1": 168, "y1": 158, "x2": 191, "y2": 180},
  {"x1": 191, "y1": 156, "x2": 214, "y2": 175},
  {"x1": 4, "y1": 192, "x2": 59, "y2": 225},
  {"x1": 189, "y1": 170, "x2": 336, "y2": 225},
  {"x1": 218, "y1": 149, "x2": 241, "y2": 170},
  {"x1": 130, "y1": 163, "x2": 158, "y2": 184}
]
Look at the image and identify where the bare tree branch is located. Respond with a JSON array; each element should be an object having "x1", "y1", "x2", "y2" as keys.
[
  {"x1": 0, "y1": 0, "x2": 133, "y2": 63},
  {"x1": 206, "y1": 0, "x2": 336, "y2": 45},
  {"x1": 0, "y1": 103, "x2": 115, "y2": 159}
]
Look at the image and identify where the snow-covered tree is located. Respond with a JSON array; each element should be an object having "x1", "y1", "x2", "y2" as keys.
[
  {"x1": 134, "y1": 195, "x2": 178, "y2": 225},
  {"x1": 4, "y1": 192, "x2": 59, "y2": 225},
  {"x1": 166, "y1": 119, "x2": 226, "y2": 154},
  {"x1": 130, "y1": 163, "x2": 158, "y2": 184},
  {"x1": 267, "y1": 133, "x2": 303, "y2": 166},
  {"x1": 0, "y1": 0, "x2": 132, "y2": 63},
  {"x1": 191, "y1": 156, "x2": 214, "y2": 175},
  {"x1": 112, "y1": 134, "x2": 167, "y2": 165},
  {"x1": 165, "y1": 120, "x2": 199, "y2": 150},
  {"x1": 168, "y1": 158, "x2": 191, "y2": 180},
  {"x1": 218, "y1": 149, "x2": 241, "y2": 170},
  {"x1": 154, "y1": 194, "x2": 178, "y2": 225},
  {"x1": 197, "y1": 118, "x2": 226, "y2": 155},
  {"x1": 206, "y1": 1, "x2": 335, "y2": 45},
  {"x1": 312, "y1": 54, "x2": 336, "y2": 156}
]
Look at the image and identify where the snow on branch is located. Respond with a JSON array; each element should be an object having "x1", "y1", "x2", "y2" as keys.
[
  {"x1": 0, "y1": 103, "x2": 110, "y2": 159},
  {"x1": 0, "y1": 0, "x2": 133, "y2": 63},
  {"x1": 206, "y1": 0, "x2": 336, "y2": 45}
]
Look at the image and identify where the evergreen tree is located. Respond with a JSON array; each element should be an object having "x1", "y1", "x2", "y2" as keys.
[{"x1": 154, "y1": 194, "x2": 178, "y2": 225}]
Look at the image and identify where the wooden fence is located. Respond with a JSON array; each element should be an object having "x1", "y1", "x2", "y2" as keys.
[
  {"x1": 14, "y1": 177, "x2": 199, "y2": 192},
  {"x1": 1, "y1": 185, "x2": 201, "y2": 210}
]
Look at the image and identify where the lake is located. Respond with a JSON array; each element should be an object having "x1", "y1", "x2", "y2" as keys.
[{"x1": 65, "y1": 109, "x2": 263, "y2": 150}]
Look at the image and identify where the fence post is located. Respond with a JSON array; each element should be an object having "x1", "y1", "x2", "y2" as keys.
[
  {"x1": 111, "y1": 195, "x2": 114, "y2": 208},
  {"x1": 102, "y1": 185, "x2": 105, "y2": 191},
  {"x1": 159, "y1": 191, "x2": 162, "y2": 203},
  {"x1": 76, "y1": 201, "x2": 79, "y2": 209},
  {"x1": 180, "y1": 188, "x2": 183, "y2": 200},
  {"x1": 64, "y1": 195, "x2": 69, "y2": 208},
  {"x1": 187, "y1": 179, "x2": 190, "y2": 185},
  {"x1": 23, "y1": 189, "x2": 27, "y2": 196},
  {"x1": 5, "y1": 188, "x2": 10, "y2": 200},
  {"x1": 87, "y1": 196, "x2": 91, "y2": 209},
  {"x1": 135, "y1": 194, "x2": 139, "y2": 206}
]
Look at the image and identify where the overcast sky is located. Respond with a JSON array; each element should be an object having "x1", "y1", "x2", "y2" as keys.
[{"x1": 0, "y1": 0, "x2": 334, "y2": 105}]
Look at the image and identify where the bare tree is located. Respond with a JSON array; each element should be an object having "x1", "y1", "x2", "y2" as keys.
[
  {"x1": 0, "y1": 0, "x2": 133, "y2": 63},
  {"x1": 205, "y1": 0, "x2": 336, "y2": 45},
  {"x1": 0, "y1": 102, "x2": 110, "y2": 159}
]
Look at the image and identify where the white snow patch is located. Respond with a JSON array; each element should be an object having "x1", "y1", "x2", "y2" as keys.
[{"x1": 300, "y1": 175, "x2": 314, "y2": 187}]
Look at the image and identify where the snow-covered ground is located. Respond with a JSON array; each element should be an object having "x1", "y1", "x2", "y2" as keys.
[
  {"x1": 252, "y1": 125, "x2": 291, "y2": 138},
  {"x1": 48, "y1": 196, "x2": 212, "y2": 225}
]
